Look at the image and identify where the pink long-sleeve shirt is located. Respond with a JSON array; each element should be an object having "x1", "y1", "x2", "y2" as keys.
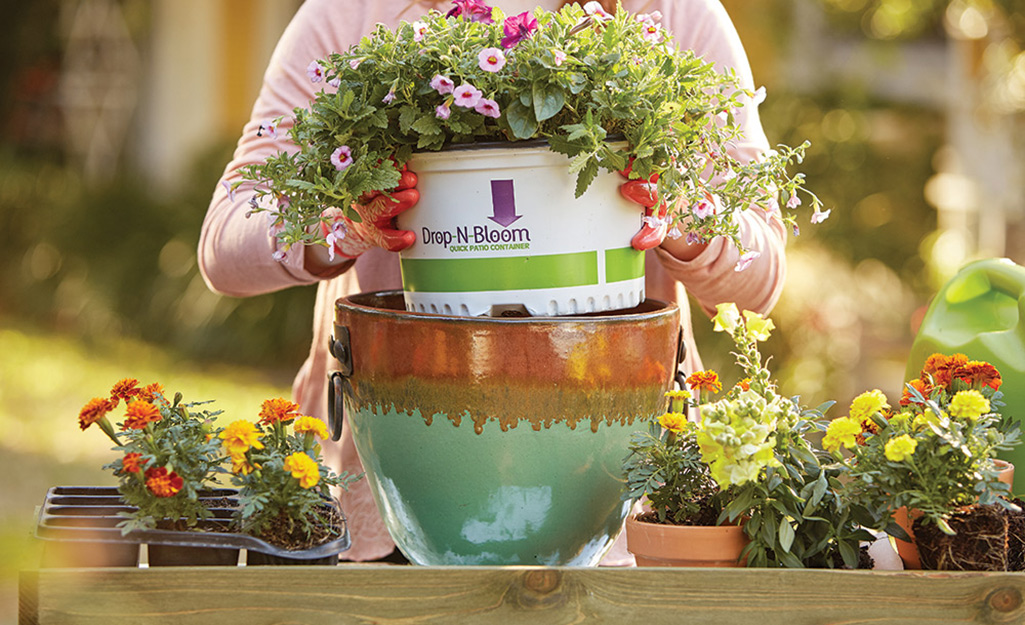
[{"x1": 200, "y1": 0, "x2": 786, "y2": 562}]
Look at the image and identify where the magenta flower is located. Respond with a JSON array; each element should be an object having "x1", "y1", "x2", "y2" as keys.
[
  {"x1": 502, "y1": 12, "x2": 538, "y2": 48},
  {"x1": 447, "y1": 0, "x2": 493, "y2": 24},
  {"x1": 810, "y1": 209, "x2": 831, "y2": 224},
  {"x1": 734, "y1": 251, "x2": 760, "y2": 272},
  {"x1": 475, "y1": 98, "x2": 501, "y2": 118},
  {"x1": 553, "y1": 49, "x2": 567, "y2": 66},
  {"x1": 331, "y1": 145, "x2": 353, "y2": 171},
  {"x1": 431, "y1": 74, "x2": 455, "y2": 95},
  {"x1": 306, "y1": 60, "x2": 324, "y2": 83},
  {"x1": 435, "y1": 103, "x2": 452, "y2": 120},
  {"x1": 478, "y1": 47, "x2": 506, "y2": 73},
  {"x1": 453, "y1": 83, "x2": 483, "y2": 108},
  {"x1": 412, "y1": 20, "x2": 428, "y2": 42}
]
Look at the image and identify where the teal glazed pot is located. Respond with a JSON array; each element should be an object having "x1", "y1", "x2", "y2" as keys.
[{"x1": 330, "y1": 291, "x2": 680, "y2": 565}]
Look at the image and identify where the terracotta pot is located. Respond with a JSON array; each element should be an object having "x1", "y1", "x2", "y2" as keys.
[
  {"x1": 892, "y1": 459, "x2": 1015, "y2": 570},
  {"x1": 624, "y1": 514, "x2": 749, "y2": 567}
]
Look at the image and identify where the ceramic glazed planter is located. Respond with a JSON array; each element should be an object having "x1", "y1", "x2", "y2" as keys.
[
  {"x1": 34, "y1": 486, "x2": 350, "y2": 567},
  {"x1": 624, "y1": 514, "x2": 749, "y2": 567},
  {"x1": 892, "y1": 459, "x2": 1015, "y2": 570},
  {"x1": 329, "y1": 291, "x2": 680, "y2": 565},
  {"x1": 401, "y1": 141, "x2": 645, "y2": 317}
]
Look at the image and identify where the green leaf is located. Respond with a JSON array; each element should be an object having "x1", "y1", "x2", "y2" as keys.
[
  {"x1": 411, "y1": 114, "x2": 442, "y2": 135},
  {"x1": 574, "y1": 160, "x2": 599, "y2": 198},
  {"x1": 506, "y1": 100, "x2": 539, "y2": 140},
  {"x1": 778, "y1": 517, "x2": 795, "y2": 552},
  {"x1": 532, "y1": 82, "x2": 566, "y2": 122},
  {"x1": 838, "y1": 539, "x2": 858, "y2": 569}
]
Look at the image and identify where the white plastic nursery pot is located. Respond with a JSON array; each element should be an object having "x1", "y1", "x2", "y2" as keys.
[{"x1": 401, "y1": 141, "x2": 645, "y2": 317}]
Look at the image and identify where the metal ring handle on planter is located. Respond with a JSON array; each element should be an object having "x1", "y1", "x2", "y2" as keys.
[{"x1": 328, "y1": 326, "x2": 354, "y2": 442}]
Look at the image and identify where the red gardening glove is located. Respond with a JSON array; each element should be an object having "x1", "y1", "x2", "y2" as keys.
[
  {"x1": 619, "y1": 164, "x2": 668, "y2": 251},
  {"x1": 321, "y1": 167, "x2": 419, "y2": 260}
]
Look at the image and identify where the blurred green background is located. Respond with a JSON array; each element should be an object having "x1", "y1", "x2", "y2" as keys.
[{"x1": 1, "y1": 0, "x2": 1024, "y2": 621}]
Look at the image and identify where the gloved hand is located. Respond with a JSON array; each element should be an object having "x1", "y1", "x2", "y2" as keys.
[
  {"x1": 619, "y1": 166, "x2": 670, "y2": 252},
  {"x1": 320, "y1": 166, "x2": 419, "y2": 260}
]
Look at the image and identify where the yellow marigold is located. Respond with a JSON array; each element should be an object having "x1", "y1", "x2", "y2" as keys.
[
  {"x1": 822, "y1": 416, "x2": 862, "y2": 452},
  {"x1": 283, "y1": 452, "x2": 320, "y2": 489},
  {"x1": 78, "y1": 397, "x2": 115, "y2": 430},
  {"x1": 849, "y1": 390, "x2": 889, "y2": 428},
  {"x1": 948, "y1": 389, "x2": 989, "y2": 421},
  {"x1": 657, "y1": 412, "x2": 688, "y2": 434},
  {"x1": 123, "y1": 400, "x2": 162, "y2": 430},
  {"x1": 220, "y1": 420, "x2": 264, "y2": 457},
  {"x1": 911, "y1": 408, "x2": 941, "y2": 430},
  {"x1": 229, "y1": 451, "x2": 256, "y2": 475},
  {"x1": 885, "y1": 434, "x2": 918, "y2": 462},
  {"x1": 259, "y1": 397, "x2": 302, "y2": 425},
  {"x1": 293, "y1": 416, "x2": 329, "y2": 439}
]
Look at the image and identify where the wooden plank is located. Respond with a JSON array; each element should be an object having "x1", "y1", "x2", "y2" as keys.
[{"x1": 19, "y1": 566, "x2": 1025, "y2": 625}]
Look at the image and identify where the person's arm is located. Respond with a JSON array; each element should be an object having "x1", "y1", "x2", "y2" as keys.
[
  {"x1": 199, "y1": 0, "x2": 376, "y2": 297},
  {"x1": 651, "y1": 0, "x2": 787, "y2": 316}
]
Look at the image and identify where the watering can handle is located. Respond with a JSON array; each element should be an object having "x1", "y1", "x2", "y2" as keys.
[{"x1": 972, "y1": 259, "x2": 1025, "y2": 302}]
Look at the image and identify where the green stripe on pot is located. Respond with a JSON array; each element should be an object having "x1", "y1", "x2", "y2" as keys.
[
  {"x1": 401, "y1": 251, "x2": 599, "y2": 293},
  {"x1": 604, "y1": 247, "x2": 645, "y2": 283}
]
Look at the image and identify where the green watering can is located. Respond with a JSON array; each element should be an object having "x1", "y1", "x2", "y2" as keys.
[{"x1": 906, "y1": 258, "x2": 1025, "y2": 494}]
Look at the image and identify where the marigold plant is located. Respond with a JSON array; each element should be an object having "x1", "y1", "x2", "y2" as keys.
[
  {"x1": 833, "y1": 353, "x2": 1022, "y2": 536},
  {"x1": 223, "y1": 399, "x2": 360, "y2": 541},
  {"x1": 79, "y1": 378, "x2": 225, "y2": 533}
]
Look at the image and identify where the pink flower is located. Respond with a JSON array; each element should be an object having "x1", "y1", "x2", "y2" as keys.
[
  {"x1": 583, "y1": 1, "x2": 612, "y2": 21},
  {"x1": 306, "y1": 60, "x2": 324, "y2": 83},
  {"x1": 501, "y1": 12, "x2": 538, "y2": 49},
  {"x1": 453, "y1": 83, "x2": 483, "y2": 108},
  {"x1": 752, "y1": 86, "x2": 767, "y2": 106},
  {"x1": 786, "y1": 194, "x2": 801, "y2": 209},
  {"x1": 435, "y1": 103, "x2": 452, "y2": 119},
  {"x1": 258, "y1": 119, "x2": 277, "y2": 138},
  {"x1": 691, "y1": 195, "x2": 722, "y2": 220},
  {"x1": 553, "y1": 49, "x2": 567, "y2": 66},
  {"x1": 382, "y1": 89, "x2": 396, "y2": 104},
  {"x1": 329, "y1": 77, "x2": 341, "y2": 89},
  {"x1": 431, "y1": 74, "x2": 455, "y2": 95},
  {"x1": 447, "y1": 0, "x2": 493, "y2": 23},
  {"x1": 412, "y1": 20, "x2": 428, "y2": 42},
  {"x1": 638, "y1": 17, "x2": 663, "y2": 42},
  {"x1": 331, "y1": 145, "x2": 353, "y2": 171},
  {"x1": 221, "y1": 180, "x2": 237, "y2": 202},
  {"x1": 324, "y1": 221, "x2": 347, "y2": 262},
  {"x1": 272, "y1": 249, "x2": 287, "y2": 262},
  {"x1": 475, "y1": 98, "x2": 501, "y2": 118},
  {"x1": 734, "y1": 251, "x2": 760, "y2": 272},
  {"x1": 349, "y1": 58, "x2": 363, "y2": 70},
  {"x1": 478, "y1": 47, "x2": 506, "y2": 72},
  {"x1": 810, "y1": 209, "x2": 831, "y2": 224}
]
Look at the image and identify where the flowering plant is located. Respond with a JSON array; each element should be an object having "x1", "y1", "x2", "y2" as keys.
[
  {"x1": 220, "y1": 398, "x2": 360, "y2": 546},
  {"x1": 622, "y1": 304, "x2": 872, "y2": 567},
  {"x1": 830, "y1": 353, "x2": 1021, "y2": 536},
  {"x1": 238, "y1": 0, "x2": 825, "y2": 260},
  {"x1": 78, "y1": 378, "x2": 225, "y2": 533}
]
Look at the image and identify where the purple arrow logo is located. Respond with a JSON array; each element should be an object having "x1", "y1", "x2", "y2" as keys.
[{"x1": 489, "y1": 179, "x2": 522, "y2": 227}]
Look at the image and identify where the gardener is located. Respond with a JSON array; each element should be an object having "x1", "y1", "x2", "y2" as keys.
[{"x1": 200, "y1": 0, "x2": 787, "y2": 564}]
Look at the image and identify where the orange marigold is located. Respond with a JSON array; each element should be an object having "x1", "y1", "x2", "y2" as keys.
[
  {"x1": 956, "y1": 361, "x2": 1002, "y2": 391},
  {"x1": 737, "y1": 378, "x2": 751, "y2": 392},
  {"x1": 145, "y1": 466, "x2": 183, "y2": 497},
  {"x1": 78, "y1": 397, "x2": 115, "y2": 430},
  {"x1": 686, "y1": 370, "x2": 722, "y2": 395},
  {"x1": 921, "y1": 353, "x2": 968, "y2": 389},
  {"x1": 900, "y1": 378, "x2": 933, "y2": 407},
  {"x1": 138, "y1": 382, "x2": 166, "y2": 403},
  {"x1": 110, "y1": 378, "x2": 142, "y2": 403},
  {"x1": 123, "y1": 400, "x2": 162, "y2": 430},
  {"x1": 122, "y1": 452, "x2": 145, "y2": 474},
  {"x1": 259, "y1": 397, "x2": 301, "y2": 425}
]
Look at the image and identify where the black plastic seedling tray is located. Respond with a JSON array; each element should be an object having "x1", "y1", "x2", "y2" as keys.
[{"x1": 35, "y1": 486, "x2": 350, "y2": 566}]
